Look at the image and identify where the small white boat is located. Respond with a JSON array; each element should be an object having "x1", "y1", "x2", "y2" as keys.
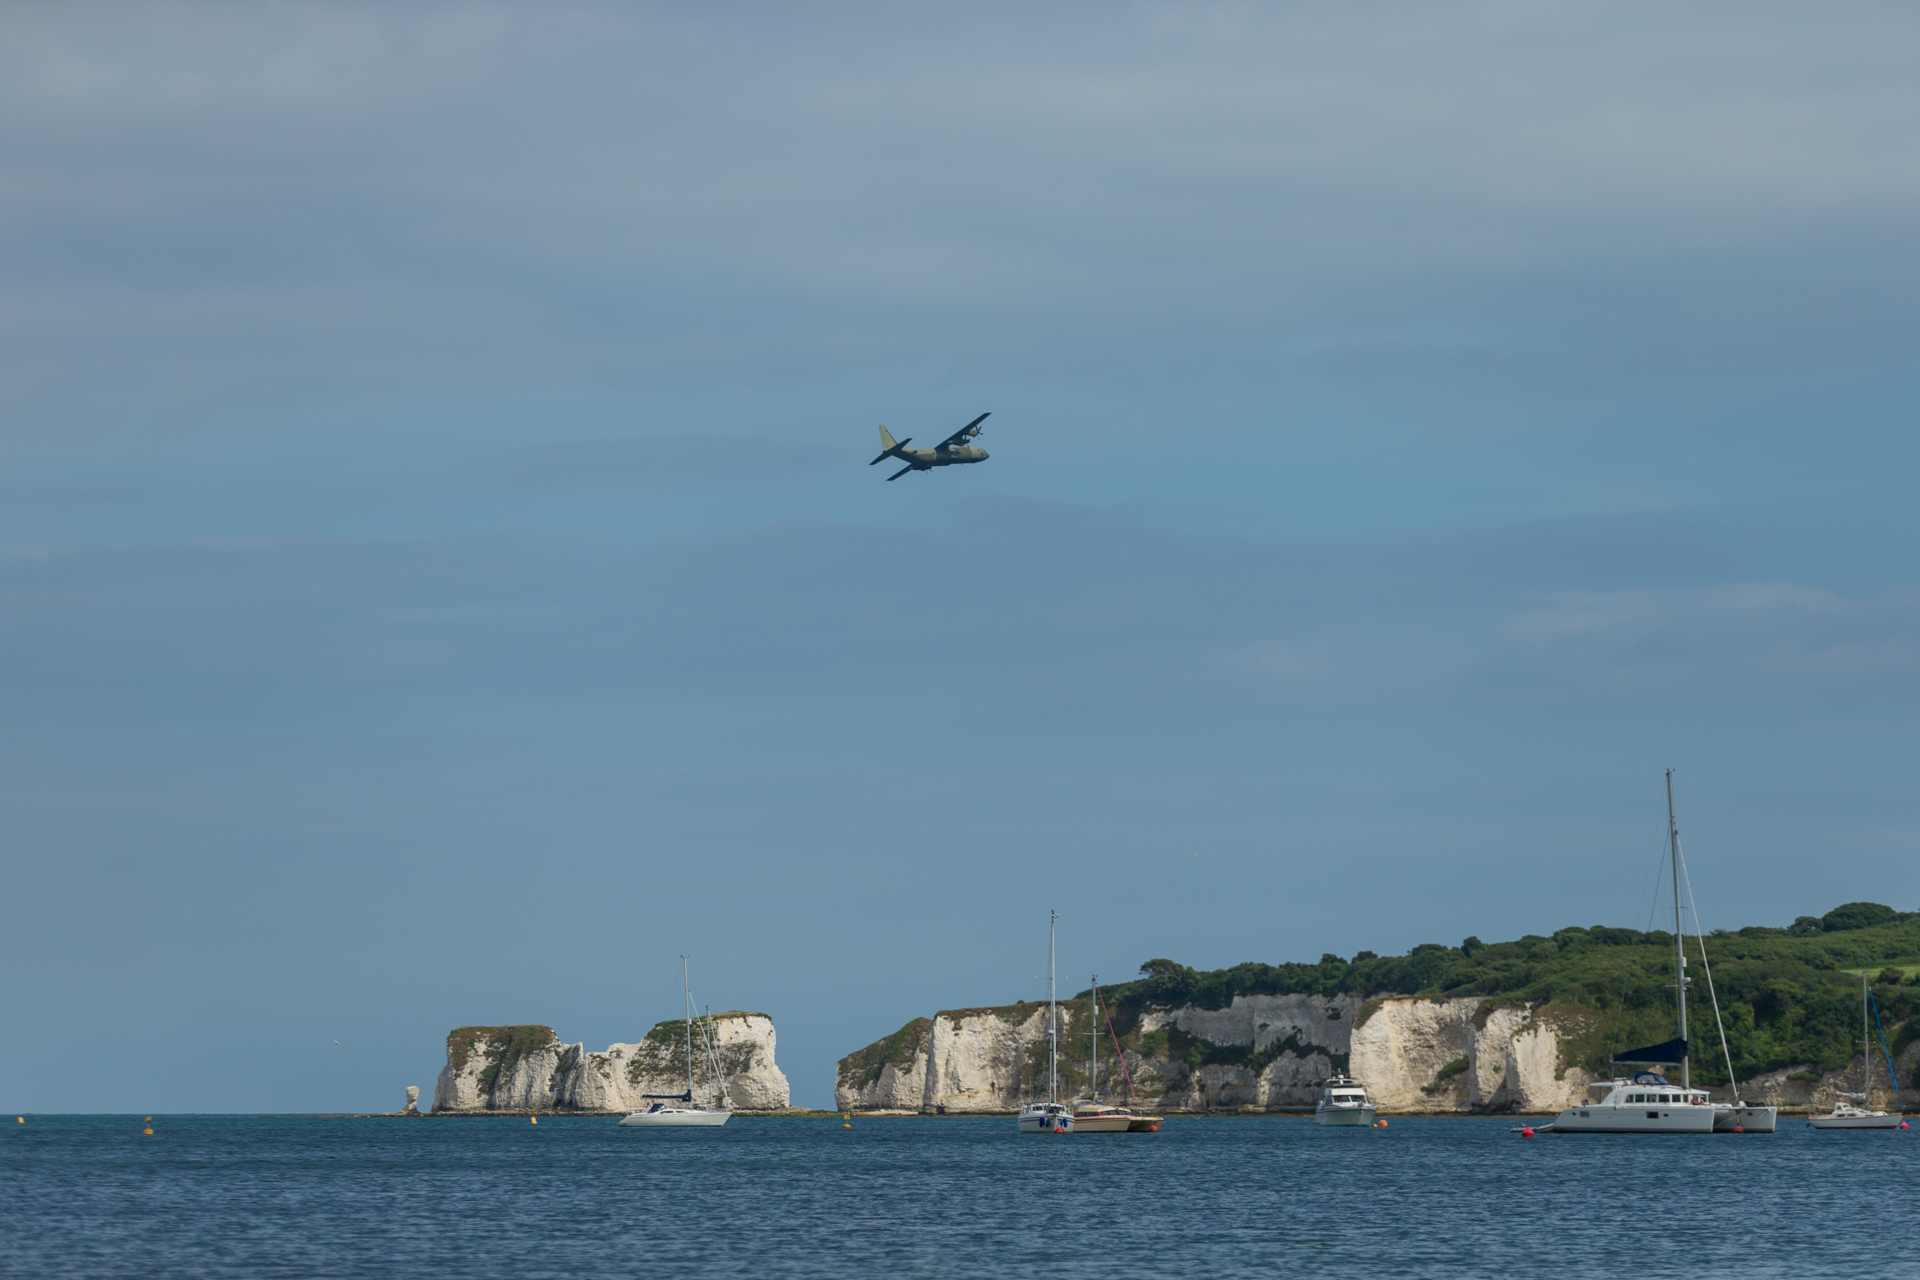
[
  {"x1": 1017, "y1": 912, "x2": 1074, "y2": 1134},
  {"x1": 1807, "y1": 1099, "x2": 1900, "y2": 1130},
  {"x1": 618, "y1": 956, "x2": 733, "y2": 1129},
  {"x1": 1314, "y1": 1074, "x2": 1379, "y2": 1126},
  {"x1": 1807, "y1": 971, "x2": 1902, "y2": 1130}
]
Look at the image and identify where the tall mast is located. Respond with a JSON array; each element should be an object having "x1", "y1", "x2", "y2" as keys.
[
  {"x1": 1863, "y1": 971, "x2": 1871, "y2": 1107},
  {"x1": 1048, "y1": 910, "x2": 1058, "y2": 1106},
  {"x1": 1089, "y1": 975, "x2": 1098, "y2": 1103},
  {"x1": 1667, "y1": 771, "x2": 1690, "y2": 1089},
  {"x1": 682, "y1": 954, "x2": 694, "y2": 1101}
]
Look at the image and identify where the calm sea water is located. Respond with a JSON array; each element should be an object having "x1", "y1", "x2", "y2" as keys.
[{"x1": 2, "y1": 1113, "x2": 1912, "y2": 1277}]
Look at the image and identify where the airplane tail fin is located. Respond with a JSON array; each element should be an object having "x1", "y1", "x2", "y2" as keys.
[{"x1": 870, "y1": 425, "x2": 912, "y2": 466}]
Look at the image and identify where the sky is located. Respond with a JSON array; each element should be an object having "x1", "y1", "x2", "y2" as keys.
[{"x1": 2, "y1": 2, "x2": 1917, "y2": 1113}]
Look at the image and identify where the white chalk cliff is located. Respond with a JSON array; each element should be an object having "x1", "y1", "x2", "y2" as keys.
[
  {"x1": 434, "y1": 1013, "x2": 791, "y2": 1113},
  {"x1": 836, "y1": 995, "x2": 1600, "y2": 1113},
  {"x1": 839, "y1": 990, "x2": 1920, "y2": 1113}
]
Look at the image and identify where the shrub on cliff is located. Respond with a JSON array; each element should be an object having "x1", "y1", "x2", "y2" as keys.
[{"x1": 1820, "y1": 902, "x2": 1898, "y2": 933}]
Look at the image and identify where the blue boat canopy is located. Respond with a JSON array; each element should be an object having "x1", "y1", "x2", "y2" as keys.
[{"x1": 1611, "y1": 1037, "x2": 1687, "y2": 1066}]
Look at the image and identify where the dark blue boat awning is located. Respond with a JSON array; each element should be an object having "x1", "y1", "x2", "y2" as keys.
[{"x1": 1611, "y1": 1037, "x2": 1687, "y2": 1065}]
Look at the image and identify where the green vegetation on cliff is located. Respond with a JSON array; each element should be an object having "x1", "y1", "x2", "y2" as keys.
[
  {"x1": 1095, "y1": 903, "x2": 1920, "y2": 1086},
  {"x1": 445, "y1": 1025, "x2": 559, "y2": 1092}
]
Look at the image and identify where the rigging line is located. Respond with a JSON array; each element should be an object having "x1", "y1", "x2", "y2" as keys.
[
  {"x1": 1677, "y1": 843, "x2": 1739, "y2": 1096},
  {"x1": 1869, "y1": 989, "x2": 1904, "y2": 1109},
  {"x1": 1640, "y1": 819, "x2": 1670, "y2": 935},
  {"x1": 1095, "y1": 984, "x2": 1138, "y2": 1104}
]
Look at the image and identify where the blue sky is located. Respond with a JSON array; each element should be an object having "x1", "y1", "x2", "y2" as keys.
[{"x1": 2, "y1": 2, "x2": 1917, "y2": 1112}]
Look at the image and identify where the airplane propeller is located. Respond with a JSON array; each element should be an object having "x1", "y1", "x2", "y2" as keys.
[{"x1": 869, "y1": 437, "x2": 911, "y2": 465}]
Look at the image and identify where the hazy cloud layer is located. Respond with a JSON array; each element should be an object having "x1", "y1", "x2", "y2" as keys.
[{"x1": 3, "y1": 1, "x2": 1918, "y2": 414}]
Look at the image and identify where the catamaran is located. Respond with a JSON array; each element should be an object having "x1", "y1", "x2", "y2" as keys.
[
  {"x1": 1017, "y1": 912, "x2": 1075, "y2": 1134},
  {"x1": 618, "y1": 956, "x2": 732, "y2": 1128},
  {"x1": 1807, "y1": 971, "x2": 1903, "y2": 1130},
  {"x1": 1546, "y1": 772, "x2": 1776, "y2": 1134},
  {"x1": 1070, "y1": 974, "x2": 1162, "y2": 1132}
]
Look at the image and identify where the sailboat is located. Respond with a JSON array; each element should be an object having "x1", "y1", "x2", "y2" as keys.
[
  {"x1": 1017, "y1": 912, "x2": 1075, "y2": 1134},
  {"x1": 1547, "y1": 772, "x2": 1775, "y2": 1134},
  {"x1": 618, "y1": 956, "x2": 733, "y2": 1128},
  {"x1": 1070, "y1": 974, "x2": 1162, "y2": 1132},
  {"x1": 1807, "y1": 971, "x2": 1903, "y2": 1130}
]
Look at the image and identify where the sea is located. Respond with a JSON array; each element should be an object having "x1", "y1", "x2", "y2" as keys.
[{"x1": 2, "y1": 1112, "x2": 1911, "y2": 1277}]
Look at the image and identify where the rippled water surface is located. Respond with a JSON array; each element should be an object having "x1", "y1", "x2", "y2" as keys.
[{"x1": 3, "y1": 1113, "x2": 1912, "y2": 1277}]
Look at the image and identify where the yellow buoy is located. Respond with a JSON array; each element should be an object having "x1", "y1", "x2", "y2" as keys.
[
  {"x1": 15, "y1": 1117, "x2": 22, "y2": 1124},
  {"x1": 143, "y1": 1127, "x2": 154, "y2": 1135},
  {"x1": 530, "y1": 1116, "x2": 538, "y2": 1125}
]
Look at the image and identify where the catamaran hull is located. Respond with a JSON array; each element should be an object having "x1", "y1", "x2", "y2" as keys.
[
  {"x1": 618, "y1": 1109, "x2": 730, "y2": 1127},
  {"x1": 1713, "y1": 1105, "x2": 1777, "y2": 1132},
  {"x1": 1069, "y1": 1115, "x2": 1133, "y2": 1132},
  {"x1": 1549, "y1": 1105, "x2": 1716, "y2": 1133}
]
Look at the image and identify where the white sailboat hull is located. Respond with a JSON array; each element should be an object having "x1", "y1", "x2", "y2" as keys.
[
  {"x1": 618, "y1": 1107, "x2": 730, "y2": 1127},
  {"x1": 1807, "y1": 1111, "x2": 1900, "y2": 1129},
  {"x1": 1017, "y1": 1115, "x2": 1075, "y2": 1133}
]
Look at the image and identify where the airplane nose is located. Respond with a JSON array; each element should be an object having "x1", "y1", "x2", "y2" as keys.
[{"x1": 977, "y1": 449, "x2": 989, "y2": 460}]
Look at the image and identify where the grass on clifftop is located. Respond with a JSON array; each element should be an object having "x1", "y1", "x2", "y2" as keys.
[
  {"x1": 1093, "y1": 902, "x2": 1920, "y2": 1086},
  {"x1": 444, "y1": 1025, "x2": 559, "y2": 1092}
]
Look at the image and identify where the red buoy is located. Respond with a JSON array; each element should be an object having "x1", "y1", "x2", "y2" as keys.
[
  {"x1": 1520, "y1": 1125, "x2": 1535, "y2": 1137},
  {"x1": 1901, "y1": 1121, "x2": 1910, "y2": 1130}
]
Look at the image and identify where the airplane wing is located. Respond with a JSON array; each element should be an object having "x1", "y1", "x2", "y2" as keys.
[{"x1": 936, "y1": 412, "x2": 990, "y2": 449}]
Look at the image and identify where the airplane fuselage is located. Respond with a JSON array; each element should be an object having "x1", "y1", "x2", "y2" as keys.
[{"x1": 900, "y1": 445, "x2": 988, "y2": 469}]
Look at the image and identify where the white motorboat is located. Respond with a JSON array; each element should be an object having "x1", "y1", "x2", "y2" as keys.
[
  {"x1": 1017, "y1": 912, "x2": 1074, "y2": 1134},
  {"x1": 618, "y1": 956, "x2": 733, "y2": 1129},
  {"x1": 1807, "y1": 971, "x2": 1903, "y2": 1130},
  {"x1": 1548, "y1": 772, "x2": 1775, "y2": 1136},
  {"x1": 1314, "y1": 1074, "x2": 1379, "y2": 1126}
]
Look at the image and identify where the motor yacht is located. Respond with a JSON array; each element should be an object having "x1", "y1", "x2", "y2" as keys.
[{"x1": 1314, "y1": 1074, "x2": 1379, "y2": 1126}]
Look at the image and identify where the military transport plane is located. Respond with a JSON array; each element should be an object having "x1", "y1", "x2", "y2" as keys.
[{"x1": 869, "y1": 413, "x2": 990, "y2": 480}]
